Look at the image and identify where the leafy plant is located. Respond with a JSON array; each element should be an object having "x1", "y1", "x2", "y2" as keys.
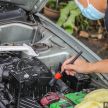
[
  {"x1": 47, "y1": 0, "x2": 103, "y2": 36},
  {"x1": 57, "y1": 0, "x2": 100, "y2": 35},
  {"x1": 57, "y1": 1, "x2": 81, "y2": 34}
]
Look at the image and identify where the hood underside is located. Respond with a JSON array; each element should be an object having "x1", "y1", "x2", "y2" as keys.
[{"x1": 0, "y1": 0, "x2": 47, "y2": 13}]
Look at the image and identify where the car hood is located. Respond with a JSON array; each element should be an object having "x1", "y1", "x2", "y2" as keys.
[{"x1": 0, "y1": 0, "x2": 48, "y2": 13}]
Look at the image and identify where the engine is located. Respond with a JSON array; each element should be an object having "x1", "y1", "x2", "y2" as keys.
[
  {"x1": 0, "y1": 52, "x2": 55, "y2": 107},
  {"x1": 0, "y1": 51, "x2": 94, "y2": 108},
  {"x1": 0, "y1": 1, "x2": 106, "y2": 108}
]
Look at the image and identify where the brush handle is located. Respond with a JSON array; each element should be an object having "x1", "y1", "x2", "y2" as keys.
[
  {"x1": 60, "y1": 51, "x2": 83, "y2": 74},
  {"x1": 69, "y1": 51, "x2": 83, "y2": 64}
]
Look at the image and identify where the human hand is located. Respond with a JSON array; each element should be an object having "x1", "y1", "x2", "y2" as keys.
[{"x1": 61, "y1": 57, "x2": 92, "y2": 76}]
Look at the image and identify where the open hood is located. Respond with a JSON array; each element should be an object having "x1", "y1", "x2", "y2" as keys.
[{"x1": 0, "y1": 0, "x2": 48, "y2": 13}]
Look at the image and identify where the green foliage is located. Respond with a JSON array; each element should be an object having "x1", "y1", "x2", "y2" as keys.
[
  {"x1": 47, "y1": 0, "x2": 93, "y2": 35},
  {"x1": 57, "y1": 1, "x2": 81, "y2": 34},
  {"x1": 47, "y1": 0, "x2": 57, "y2": 9},
  {"x1": 63, "y1": 10, "x2": 80, "y2": 33},
  {"x1": 75, "y1": 15, "x2": 92, "y2": 31},
  {"x1": 57, "y1": 5, "x2": 70, "y2": 26}
]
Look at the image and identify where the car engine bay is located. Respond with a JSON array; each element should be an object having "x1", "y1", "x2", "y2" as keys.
[
  {"x1": 0, "y1": 1, "x2": 107, "y2": 108},
  {"x1": 0, "y1": 22, "x2": 107, "y2": 108}
]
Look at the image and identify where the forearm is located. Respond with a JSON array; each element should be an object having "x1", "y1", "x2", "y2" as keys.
[{"x1": 88, "y1": 59, "x2": 108, "y2": 73}]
